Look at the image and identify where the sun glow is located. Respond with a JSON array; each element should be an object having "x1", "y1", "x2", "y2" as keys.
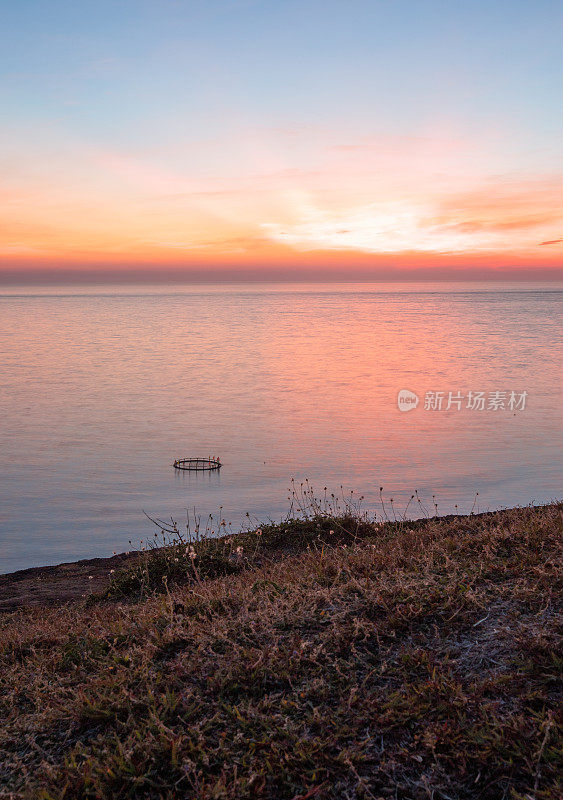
[
  {"x1": 261, "y1": 201, "x2": 516, "y2": 254},
  {"x1": 2, "y1": 116, "x2": 562, "y2": 279}
]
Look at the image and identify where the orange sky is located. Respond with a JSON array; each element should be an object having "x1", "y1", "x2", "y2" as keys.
[
  {"x1": 2, "y1": 1, "x2": 563, "y2": 282},
  {"x1": 2, "y1": 129, "x2": 563, "y2": 282}
]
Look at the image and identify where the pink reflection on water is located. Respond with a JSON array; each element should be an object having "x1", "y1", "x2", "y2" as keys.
[{"x1": 0, "y1": 283, "x2": 561, "y2": 571}]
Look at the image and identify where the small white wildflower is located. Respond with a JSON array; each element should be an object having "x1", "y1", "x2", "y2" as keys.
[
  {"x1": 88, "y1": 575, "x2": 94, "y2": 580},
  {"x1": 109, "y1": 569, "x2": 115, "y2": 574}
]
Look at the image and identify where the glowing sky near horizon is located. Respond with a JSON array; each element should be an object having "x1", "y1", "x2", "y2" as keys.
[{"x1": 1, "y1": 0, "x2": 562, "y2": 278}]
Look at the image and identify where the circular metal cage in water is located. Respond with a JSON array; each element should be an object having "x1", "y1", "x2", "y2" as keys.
[{"x1": 173, "y1": 457, "x2": 222, "y2": 471}]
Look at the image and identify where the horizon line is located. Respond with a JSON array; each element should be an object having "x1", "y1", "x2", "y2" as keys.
[{"x1": 2, "y1": 267, "x2": 563, "y2": 286}]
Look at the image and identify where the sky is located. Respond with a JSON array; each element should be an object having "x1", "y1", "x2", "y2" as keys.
[{"x1": 1, "y1": 0, "x2": 562, "y2": 282}]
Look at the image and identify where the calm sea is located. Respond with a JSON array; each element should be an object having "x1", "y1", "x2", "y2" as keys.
[{"x1": 1, "y1": 282, "x2": 561, "y2": 573}]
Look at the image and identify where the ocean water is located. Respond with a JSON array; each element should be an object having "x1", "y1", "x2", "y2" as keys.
[{"x1": 0, "y1": 282, "x2": 561, "y2": 573}]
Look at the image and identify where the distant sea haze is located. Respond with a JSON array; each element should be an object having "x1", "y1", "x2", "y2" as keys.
[{"x1": 0, "y1": 282, "x2": 561, "y2": 573}]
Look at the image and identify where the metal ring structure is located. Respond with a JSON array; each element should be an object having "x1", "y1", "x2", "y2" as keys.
[{"x1": 173, "y1": 457, "x2": 222, "y2": 471}]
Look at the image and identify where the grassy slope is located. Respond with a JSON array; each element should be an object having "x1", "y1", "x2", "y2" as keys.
[{"x1": 0, "y1": 504, "x2": 561, "y2": 799}]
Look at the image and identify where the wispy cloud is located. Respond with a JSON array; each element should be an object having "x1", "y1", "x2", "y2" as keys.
[
  {"x1": 261, "y1": 178, "x2": 563, "y2": 256},
  {"x1": 1, "y1": 124, "x2": 562, "y2": 269}
]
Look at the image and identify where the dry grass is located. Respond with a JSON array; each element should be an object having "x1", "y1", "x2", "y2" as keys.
[{"x1": 0, "y1": 502, "x2": 561, "y2": 799}]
